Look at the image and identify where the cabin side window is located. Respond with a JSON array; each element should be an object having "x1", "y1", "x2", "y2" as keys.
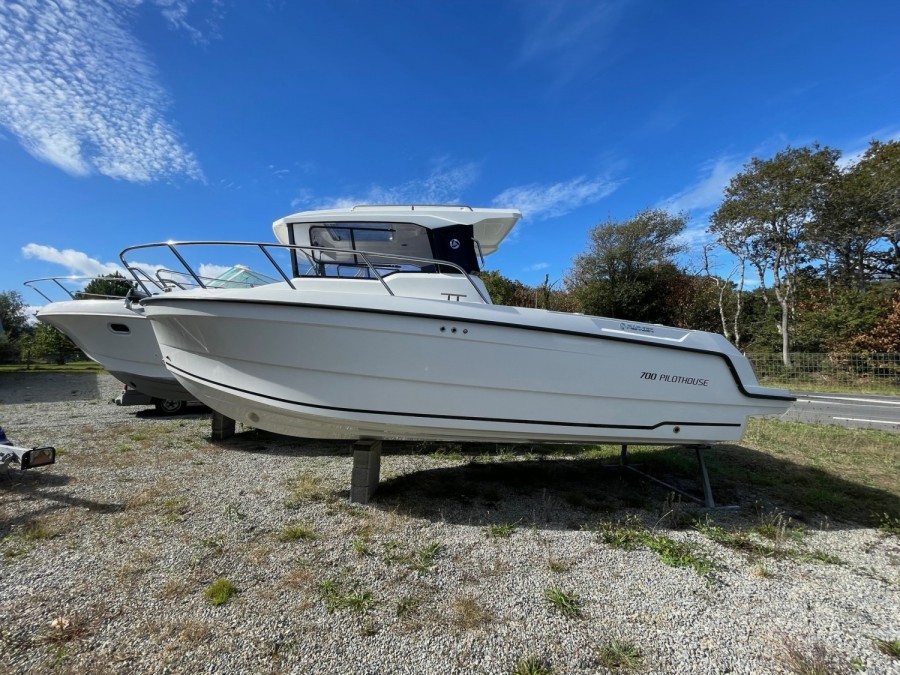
[{"x1": 299, "y1": 220, "x2": 480, "y2": 277}]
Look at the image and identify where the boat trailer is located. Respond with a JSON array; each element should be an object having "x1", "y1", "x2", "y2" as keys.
[{"x1": 0, "y1": 426, "x2": 57, "y2": 471}]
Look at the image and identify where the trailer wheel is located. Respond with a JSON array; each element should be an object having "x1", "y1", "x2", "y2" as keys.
[{"x1": 154, "y1": 399, "x2": 188, "y2": 415}]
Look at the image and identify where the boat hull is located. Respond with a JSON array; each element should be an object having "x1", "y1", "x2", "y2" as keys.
[
  {"x1": 143, "y1": 293, "x2": 793, "y2": 444},
  {"x1": 36, "y1": 299, "x2": 192, "y2": 401}
]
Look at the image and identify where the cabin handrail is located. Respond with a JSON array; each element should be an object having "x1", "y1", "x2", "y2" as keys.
[{"x1": 118, "y1": 240, "x2": 490, "y2": 303}]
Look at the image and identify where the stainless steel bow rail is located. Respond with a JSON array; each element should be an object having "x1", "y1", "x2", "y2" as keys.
[
  {"x1": 24, "y1": 275, "x2": 137, "y2": 303},
  {"x1": 118, "y1": 240, "x2": 491, "y2": 304}
]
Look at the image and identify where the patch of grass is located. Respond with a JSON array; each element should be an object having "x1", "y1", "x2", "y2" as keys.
[
  {"x1": 378, "y1": 540, "x2": 445, "y2": 573},
  {"x1": 432, "y1": 447, "x2": 464, "y2": 461},
  {"x1": 596, "y1": 638, "x2": 643, "y2": 670},
  {"x1": 353, "y1": 538, "x2": 372, "y2": 557},
  {"x1": 801, "y1": 550, "x2": 843, "y2": 565},
  {"x1": 659, "y1": 492, "x2": 693, "y2": 530},
  {"x1": 513, "y1": 655, "x2": 553, "y2": 675},
  {"x1": 777, "y1": 638, "x2": 843, "y2": 675},
  {"x1": 381, "y1": 540, "x2": 408, "y2": 565},
  {"x1": 411, "y1": 541, "x2": 446, "y2": 573},
  {"x1": 451, "y1": 594, "x2": 494, "y2": 629},
  {"x1": 199, "y1": 536, "x2": 225, "y2": 554},
  {"x1": 876, "y1": 513, "x2": 900, "y2": 537},
  {"x1": 694, "y1": 517, "x2": 778, "y2": 558},
  {"x1": 547, "y1": 557, "x2": 573, "y2": 573},
  {"x1": 752, "y1": 562, "x2": 773, "y2": 578},
  {"x1": 285, "y1": 471, "x2": 331, "y2": 507},
  {"x1": 161, "y1": 496, "x2": 189, "y2": 522},
  {"x1": 343, "y1": 591, "x2": 376, "y2": 614},
  {"x1": 596, "y1": 515, "x2": 645, "y2": 550},
  {"x1": 318, "y1": 579, "x2": 376, "y2": 614},
  {"x1": 23, "y1": 519, "x2": 62, "y2": 541},
  {"x1": 395, "y1": 596, "x2": 420, "y2": 618},
  {"x1": 754, "y1": 506, "x2": 804, "y2": 544},
  {"x1": 544, "y1": 587, "x2": 581, "y2": 619},
  {"x1": 485, "y1": 523, "x2": 517, "y2": 538},
  {"x1": 0, "y1": 361, "x2": 103, "y2": 373},
  {"x1": 44, "y1": 615, "x2": 91, "y2": 645},
  {"x1": 742, "y1": 419, "x2": 900, "y2": 524},
  {"x1": 2, "y1": 540, "x2": 30, "y2": 560},
  {"x1": 872, "y1": 637, "x2": 900, "y2": 658},
  {"x1": 277, "y1": 524, "x2": 319, "y2": 542},
  {"x1": 205, "y1": 577, "x2": 237, "y2": 606},
  {"x1": 223, "y1": 502, "x2": 246, "y2": 521},
  {"x1": 641, "y1": 533, "x2": 714, "y2": 576}
]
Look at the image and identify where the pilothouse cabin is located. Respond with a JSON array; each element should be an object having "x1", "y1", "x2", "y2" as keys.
[{"x1": 272, "y1": 205, "x2": 521, "y2": 283}]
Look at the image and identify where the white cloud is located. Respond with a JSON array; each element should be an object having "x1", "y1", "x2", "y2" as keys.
[
  {"x1": 513, "y1": 0, "x2": 628, "y2": 84},
  {"x1": 0, "y1": 0, "x2": 205, "y2": 182},
  {"x1": 492, "y1": 175, "x2": 620, "y2": 220},
  {"x1": 300, "y1": 160, "x2": 480, "y2": 211},
  {"x1": 674, "y1": 225, "x2": 715, "y2": 250},
  {"x1": 659, "y1": 156, "x2": 746, "y2": 215},
  {"x1": 22, "y1": 244, "x2": 123, "y2": 277},
  {"x1": 198, "y1": 263, "x2": 231, "y2": 279},
  {"x1": 524, "y1": 262, "x2": 551, "y2": 272}
]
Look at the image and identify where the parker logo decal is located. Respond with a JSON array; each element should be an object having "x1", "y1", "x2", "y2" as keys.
[
  {"x1": 621, "y1": 322, "x2": 654, "y2": 334},
  {"x1": 449, "y1": 238, "x2": 460, "y2": 249}
]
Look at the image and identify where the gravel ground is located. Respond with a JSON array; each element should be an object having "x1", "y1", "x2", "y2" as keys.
[{"x1": 1, "y1": 372, "x2": 898, "y2": 674}]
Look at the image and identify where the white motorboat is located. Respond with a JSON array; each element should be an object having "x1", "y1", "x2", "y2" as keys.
[
  {"x1": 27, "y1": 275, "x2": 192, "y2": 402},
  {"x1": 128, "y1": 205, "x2": 794, "y2": 444},
  {"x1": 28, "y1": 267, "x2": 277, "y2": 406}
]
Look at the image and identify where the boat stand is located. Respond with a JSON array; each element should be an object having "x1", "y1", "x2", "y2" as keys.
[
  {"x1": 350, "y1": 439, "x2": 382, "y2": 504},
  {"x1": 614, "y1": 444, "x2": 737, "y2": 510},
  {"x1": 211, "y1": 412, "x2": 236, "y2": 440},
  {"x1": 207, "y1": 414, "x2": 383, "y2": 504}
]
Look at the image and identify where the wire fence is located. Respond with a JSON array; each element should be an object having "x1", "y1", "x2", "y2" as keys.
[{"x1": 747, "y1": 353, "x2": 900, "y2": 393}]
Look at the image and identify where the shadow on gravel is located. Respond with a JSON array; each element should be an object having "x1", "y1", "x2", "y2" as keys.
[
  {"x1": 133, "y1": 406, "x2": 211, "y2": 419},
  {"x1": 368, "y1": 443, "x2": 900, "y2": 531},
  {"x1": 209, "y1": 428, "x2": 359, "y2": 458},
  {"x1": 0, "y1": 372, "x2": 103, "y2": 404},
  {"x1": 0, "y1": 470, "x2": 124, "y2": 536}
]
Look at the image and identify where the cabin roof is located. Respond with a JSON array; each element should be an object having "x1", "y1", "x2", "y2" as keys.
[{"x1": 271, "y1": 205, "x2": 521, "y2": 255}]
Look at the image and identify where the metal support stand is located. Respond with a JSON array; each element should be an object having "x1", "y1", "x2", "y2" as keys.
[
  {"x1": 350, "y1": 439, "x2": 382, "y2": 504},
  {"x1": 617, "y1": 444, "x2": 736, "y2": 510},
  {"x1": 211, "y1": 412, "x2": 236, "y2": 440}
]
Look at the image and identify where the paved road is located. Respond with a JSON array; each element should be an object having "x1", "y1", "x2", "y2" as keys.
[{"x1": 778, "y1": 391, "x2": 900, "y2": 432}]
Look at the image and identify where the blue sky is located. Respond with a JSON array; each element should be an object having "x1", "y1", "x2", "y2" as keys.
[{"x1": 2, "y1": 0, "x2": 899, "y2": 307}]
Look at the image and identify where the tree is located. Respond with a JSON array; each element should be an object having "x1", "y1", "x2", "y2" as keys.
[
  {"x1": 0, "y1": 290, "x2": 29, "y2": 341},
  {"x1": 75, "y1": 272, "x2": 132, "y2": 299},
  {"x1": 702, "y1": 244, "x2": 747, "y2": 348},
  {"x1": 480, "y1": 270, "x2": 572, "y2": 310},
  {"x1": 20, "y1": 323, "x2": 81, "y2": 365},
  {"x1": 566, "y1": 209, "x2": 688, "y2": 323},
  {"x1": 710, "y1": 145, "x2": 840, "y2": 365},
  {"x1": 813, "y1": 140, "x2": 900, "y2": 290}
]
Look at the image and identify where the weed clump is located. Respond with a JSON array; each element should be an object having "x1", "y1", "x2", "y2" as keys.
[
  {"x1": 544, "y1": 587, "x2": 581, "y2": 619},
  {"x1": 596, "y1": 638, "x2": 643, "y2": 670},
  {"x1": 205, "y1": 577, "x2": 237, "y2": 606}
]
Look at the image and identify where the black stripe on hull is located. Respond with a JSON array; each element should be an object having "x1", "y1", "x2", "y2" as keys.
[{"x1": 169, "y1": 363, "x2": 742, "y2": 431}]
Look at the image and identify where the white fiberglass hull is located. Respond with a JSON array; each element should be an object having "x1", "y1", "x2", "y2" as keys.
[
  {"x1": 36, "y1": 299, "x2": 191, "y2": 401},
  {"x1": 141, "y1": 286, "x2": 793, "y2": 444}
]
